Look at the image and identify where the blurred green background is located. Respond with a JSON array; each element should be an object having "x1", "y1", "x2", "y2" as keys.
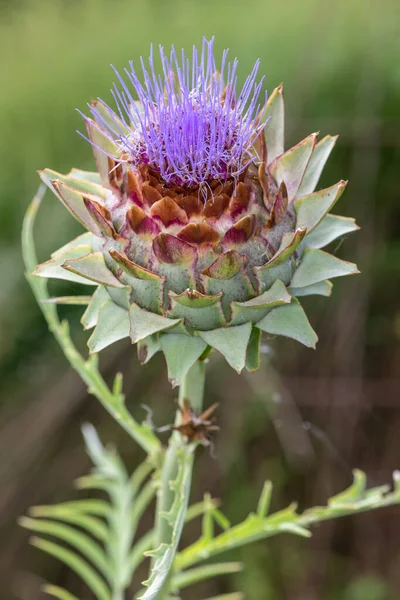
[{"x1": 0, "y1": 0, "x2": 399, "y2": 598}]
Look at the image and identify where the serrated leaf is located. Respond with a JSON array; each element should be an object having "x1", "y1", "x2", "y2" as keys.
[
  {"x1": 198, "y1": 323, "x2": 252, "y2": 373},
  {"x1": 297, "y1": 135, "x2": 338, "y2": 196},
  {"x1": 30, "y1": 537, "x2": 111, "y2": 600},
  {"x1": 269, "y1": 134, "x2": 317, "y2": 202},
  {"x1": 159, "y1": 334, "x2": 207, "y2": 386},
  {"x1": 81, "y1": 286, "x2": 110, "y2": 330},
  {"x1": 295, "y1": 181, "x2": 347, "y2": 234},
  {"x1": 289, "y1": 280, "x2": 332, "y2": 297},
  {"x1": 139, "y1": 451, "x2": 194, "y2": 600},
  {"x1": 63, "y1": 252, "x2": 126, "y2": 287},
  {"x1": 257, "y1": 298, "x2": 318, "y2": 348},
  {"x1": 264, "y1": 84, "x2": 284, "y2": 162},
  {"x1": 290, "y1": 248, "x2": 359, "y2": 288},
  {"x1": 88, "y1": 300, "x2": 130, "y2": 353},
  {"x1": 303, "y1": 214, "x2": 360, "y2": 249},
  {"x1": 129, "y1": 303, "x2": 181, "y2": 343}
]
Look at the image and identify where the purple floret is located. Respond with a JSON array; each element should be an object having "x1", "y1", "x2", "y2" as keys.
[{"x1": 86, "y1": 37, "x2": 267, "y2": 188}]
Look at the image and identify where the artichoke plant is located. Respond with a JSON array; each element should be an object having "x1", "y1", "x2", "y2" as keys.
[{"x1": 35, "y1": 38, "x2": 359, "y2": 385}]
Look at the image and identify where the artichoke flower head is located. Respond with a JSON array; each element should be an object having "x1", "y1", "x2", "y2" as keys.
[{"x1": 35, "y1": 38, "x2": 359, "y2": 385}]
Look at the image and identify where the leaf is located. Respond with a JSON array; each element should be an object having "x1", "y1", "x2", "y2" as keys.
[
  {"x1": 303, "y1": 214, "x2": 360, "y2": 249},
  {"x1": 263, "y1": 228, "x2": 307, "y2": 268},
  {"x1": 198, "y1": 323, "x2": 252, "y2": 373},
  {"x1": 159, "y1": 334, "x2": 208, "y2": 386},
  {"x1": 257, "y1": 298, "x2": 318, "y2": 348},
  {"x1": 295, "y1": 180, "x2": 347, "y2": 234},
  {"x1": 63, "y1": 252, "x2": 126, "y2": 287},
  {"x1": 264, "y1": 84, "x2": 284, "y2": 162},
  {"x1": 137, "y1": 334, "x2": 162, "y2": 365},
  {"x1": 289, "y1": 280, "x2": 332, "y2": 298},
  {"x1": 170, "y1": 562, "x2": 243, "y2": 592},
  {"x1": 81, "y1": 286, "x2": 110, "y2": 330},
  {"x1": 39, "y1": 168, "x2": 106, "y2": 198},
  {"x1": 34, "y1": 245, "x2": 96, "y2": 285},
  {"x1": 140, "y1": 449, "x2": 194, "y2": 600},
  {"x1": 88, "y1": 300, "x2": 130, "y2": 353},
  {"x1": 42, "y1": 584, "x2": 81, "y2": 600},
  {"x1": 50, "y1": 179, "x2": 104, "y2": 235},
  {"x1": 176, "y1": 470, "x2": 400, "y2": 571},
  {"x1": 290, "y1": 248, "x2": 359, "y2": 288},
  {"x1": 269, "y1": 134, "x2": 317, "y2": 202},
  {"x1": 297, "y1": 135, "x2": 338, "y2": 196},
  {"x1": 20, "y1": 517, "x2": 110, "y2": 579},
  {"x1": 30, "y1": 537, "x2": 111, "y2": 600},
  {"x1": 129, "y1": 302, "x2": 181, "y2": 343}
]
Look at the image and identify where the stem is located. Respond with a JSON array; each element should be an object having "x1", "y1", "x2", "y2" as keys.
[
  {"x1": 152, "y1": 360, "x2": 206, "y2": 597},
  {"x1": 22, "y1": 186, "x2": 161, "y2": 458}
]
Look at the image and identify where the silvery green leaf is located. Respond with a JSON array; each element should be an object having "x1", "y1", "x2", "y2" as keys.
[
  {"x1": 81, "y1": 286, "x2": 110, "y2": 330},
  {"x1": 297, "y1": 134, "x2": 338, "y2": 196},
  {"x1": 198, "y1": 323, "x2": 252, "y2": 373},
  {"x1": 295, "y1": 180, "x2": 347, "y2": 233},
  {"x1": 257, "y1": 298, "x2": 318, "y2": 348},
  {"x1": 303, "y1": 214, "x2": 359, "y2": 249},
  {"x1": 264, "y1": 84, "x2": 284, "y2": 162},
  {"x1": 289, "y1": 280, "x2": 333, "y2": 297},
  {"x1": 269, "y1": 134, "x2": 317, "y2": 201},
  {"x1": 290, "y1": 248, "x2": 359, "y2": 288},
  {"x1": 230, "y1": 279, "x2": 291, "y2": 326},
  {"x1": 88, "y1": 301, "x2": 130, "y2": 353},
  {"x1": 63, "y1": 252, "x2": 126, "y2": 287},
  {"x1": 129, "y1": 302, "x2": 181, "y2": 343},
  {"x1": 159, "y1": 334, "x2": 208, "y2": 386}
]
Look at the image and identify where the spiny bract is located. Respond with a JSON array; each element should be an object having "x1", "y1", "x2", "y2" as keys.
[{"x1": 35, "y1": 38, "x2": 359, "y2": 385}]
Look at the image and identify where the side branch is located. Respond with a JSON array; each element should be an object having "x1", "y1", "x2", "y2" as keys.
[{"x1": 22, "y1": 185, "x2": 161, "y2": 458}]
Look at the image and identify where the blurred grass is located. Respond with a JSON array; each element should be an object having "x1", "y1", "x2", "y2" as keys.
[{"x1": 0, "y1": 0, "x2": 399, "y2": 598}]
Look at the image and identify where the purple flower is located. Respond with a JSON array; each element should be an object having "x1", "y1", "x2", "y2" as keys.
[{"x1": 84, "y1": 37, "x2": 267, "y2": 189}]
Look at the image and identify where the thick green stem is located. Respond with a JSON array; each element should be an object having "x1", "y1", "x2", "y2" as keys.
[{"x1": 152, "y1": 360, "x2": 206, "y2": 596}]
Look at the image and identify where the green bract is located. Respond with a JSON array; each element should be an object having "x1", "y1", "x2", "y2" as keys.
[{"x1": 35, "y1": 85, "x2": 359, "y2": 384}]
